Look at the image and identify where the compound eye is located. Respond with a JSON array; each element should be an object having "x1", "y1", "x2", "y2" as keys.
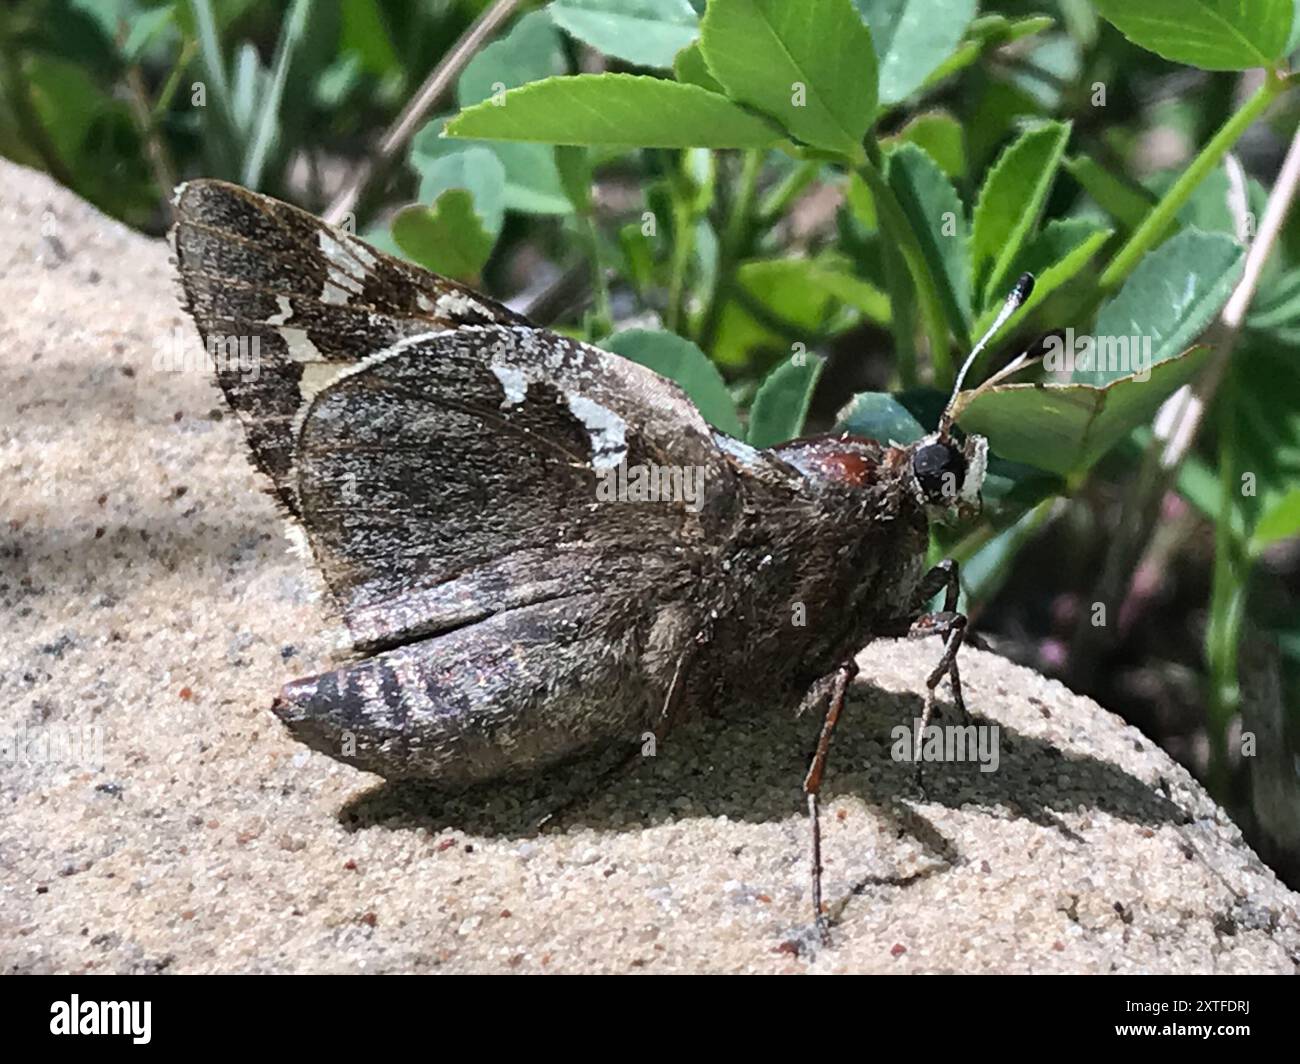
[{"x1": 912, "y1": 442, "x2": 966, "y2": 504}]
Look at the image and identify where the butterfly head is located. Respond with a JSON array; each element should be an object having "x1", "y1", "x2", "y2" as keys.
[
  {"x1": 907, "y1": 429, "x2": 987, "y2": 519},
  {"x1": 907, "y1": 271, "x2": 1034, "y2": 521}
]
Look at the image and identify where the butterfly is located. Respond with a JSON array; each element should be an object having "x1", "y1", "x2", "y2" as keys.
[{"x1": 172, "y1": 178, "x2": 1024, "y2": 942}]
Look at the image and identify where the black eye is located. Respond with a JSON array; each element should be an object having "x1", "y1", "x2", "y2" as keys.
[{"x1": 912, "y1": 442, "x2": 966, "y2": 504}]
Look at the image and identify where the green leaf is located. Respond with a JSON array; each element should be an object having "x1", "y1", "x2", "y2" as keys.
[
  {"x1": 1178, "y1": 167, "x2": 1269, "y2": 239},
  {"x1": 709, "y1": 258, "x2": 882, "y2": 365},
  {"x1": 1249, "y1": 267, "x2": 1300, "y2": 332},
  {"x1": 1250, "y1": 488, "x2": 1300, "y2": 554},
  {"x1": 966, "y1": 13, "x2": 1058, "y2": 45},
  {"x1": 458, "y1": 10, "x2": 567, "y2": 107},
  {"x1": 855, "y1": 0, "x2": 976, "y2": 105},
  {"x1": 673, "y1": 40, "x2": 725, "y2": 92},
  {"x1": 887, "y1": 143, "x2": 971, "y2": 337},
  {"x1": 1081, "y1": 228, "x2": 1245, "y2": 386},
  {"x1": 315, "y1": 52, "x2": 364, "y2": 108},
  {"x1": 230, "y1": 43, "x2": 263, "y2": 137},
  {"x1": 956, "y1": 346, "x2": 1210, "y2": 476},
  {"x1": 24, "y1": 54, "x2": 108, "y2": 162},
  {"x1": 837, "y1": 391, "x2": 927, "y2": 443},
  {"x1": 555, "y1": 145, "x2": 594, "y2": 213},
  {"x1": 748, "y1": 357, "x2": 825, "y2": 446},
  {"x1": 1090, "y1": 0, "x2": 1293, "y2": 70},
  {"x1": 699, "y1": 0, "x2": 877, "y2": 157},
  {"x1": 619, "y1": 222, "x2": 656, "y2": 292},
  {"x1": 980, "y1": 458, "x2": 1064, "y2": 517},
  {"x1": 413, "y1": 118, "x2": 572, "y2": 216},
  {"x1": 446, "y1": 74, "x2": 782, "y2": 147},
  {"x1": 921, "y1": 14, "x2": 1055, "y2": 92},
  {"x1": 241, "y1": 0, "x2": 316, "y2": 189},
  {"x1": 815, "y1": 264, "x2": 891, "y2": 322},
  {"x1": 604, "y1": 329, "x2": 744, "y2": 435},
  {"x1": 1005, "y1": 33, "x2": 1081, "y2": 112},
  {"x1": 122, "y1": 5, "x2": 176, "y2": 61},
  {"x1": 412, "y1": 146, "x2": 506, "y2": 236},
  {"x1": 189, "y1": 0, "x2": 237, "y2": 171},
  {"x1": 391, "y1": 191, "x2": 496, "y2": 280},
  {"x1": 957, "y1": 505, "x2": 1044, "y2": 608},
  {"x1": 970, "y1": 121, "x2": 1071, "y2": 308},
  {"x1": 886, "y1": 111, "x2": 966, "y2": 179},
  {"x1": 1218, "y1": 342, "x2": 1300, "y2": 535},
  {"x1": 845, "y1": 171, "x2": 878, "y2": 230},
  {"x1": 340, "y1": 0, "x2": 401, "y2": 75},
  {"x1": 1064, "y1": 154, "x2": 1155, "y2": 232},
  {"x1": 550, "y1": 0, "x2": 700, "y2": 69}
]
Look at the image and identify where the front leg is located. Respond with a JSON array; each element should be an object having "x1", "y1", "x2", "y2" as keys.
[
  {"x1": 903, "y1": 560, "x2": 972, "y2": 770},
  {"x1": 908, "y1": 610, "x2": 969, "y2": 758}
]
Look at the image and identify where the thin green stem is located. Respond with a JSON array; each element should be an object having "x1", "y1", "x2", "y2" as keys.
[
  {"x1": 1206, "y1": 370, "x2": 1247, "y2": 799},
  {"x1": 1099, "y1": 73, "x2": 1288, "y2": 291},
  {"x1": 154, "y1": 38, "x2": 199, "y2": 121},
  {"x1": 757, "y1": 159, "x2": 818, "y2": 225},
  {"x1": 697, "y1": 149, "x2": 762, "y2": 353},
  {"x1": 880, "y1": 234, "x2": 917, "y2": 388},
  {"x1": 855, "y1": 157, "x2": 952, "y2": 384},
  {"x1": 582, "y1": 210, "x2": 612, "y2": 339},
  {"x1": 665, "y1": 196, "x2": 694, "y2": 333}
]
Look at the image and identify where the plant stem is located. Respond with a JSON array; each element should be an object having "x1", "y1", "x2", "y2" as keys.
[
  {"x1": 1156, "y1": 120, "x2": 1300, "y2": 475},
  {"x1": 1098, "y1": 72, "x2": 1288, "y2": 292},
  {"x1": 1205, "y1": 368, "x2": 1246, "y2": 798},
  {"x1": 324, "y1": 0, "x2": 522, "y2": 225},
  {"x1": 124, "y1": 61, "x2": 178, "y2": 214},
  {"x1": 187, "y1": 0, "x2": 239, "y2": 176},
  {"x1": 757, "y1": 159, "x2": 818, "y2": 225},
  {"x1": 665, "y1": 193, "x2": 695, "y2": 333},
  {"x1": 1070, "y1": 119, "x2": 1300, "y2": 706},
  {"x1": 582, "y1": 209, "x2": 612, "y2": 338},
  {"x1": 880, "y1": 233, "x2": 917, "y2": 388},
  {"x1": 697, "y1": 148, "x2": 761, "y2": 353},
  {"x1": 242, "y1": 0, "x2": 314, "y2": 189},
  {"x1": 855, "y1": 156, "x2": 952, "y2": 383},
  {"x1": 154, "y1": 38, "x2": 199, "y2": 121}
]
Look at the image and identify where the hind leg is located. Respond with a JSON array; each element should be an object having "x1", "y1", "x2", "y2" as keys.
[{"x1": 799, "y1": 659, "x2": 859, "y2": 944}]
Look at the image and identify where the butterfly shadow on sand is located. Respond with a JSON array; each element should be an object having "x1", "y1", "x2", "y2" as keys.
[{"x1": 337, "y1": 668, "x2": 1190, "y2": 856}]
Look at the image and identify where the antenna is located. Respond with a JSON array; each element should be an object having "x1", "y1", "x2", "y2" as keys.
[{"x1": 939, "y1": 272, "x2": 1035, "y2": 434}]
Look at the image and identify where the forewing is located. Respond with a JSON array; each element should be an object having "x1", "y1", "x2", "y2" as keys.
[
  {"x1": 293, "y1": 325, "x2": 738, "y2": 650},
  {"x1": 170, "y1": 178, "x2": 526, "y2": 517}
]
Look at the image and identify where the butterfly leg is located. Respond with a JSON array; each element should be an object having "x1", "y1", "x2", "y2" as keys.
[
  {"x1": 801, "y1": 658, "x2": 859, "y2": 945},
  {"x1": 907, "y1": 610, "x2": 969, "y2": 791},
  {"x1": 910, "y1": 561, "x2": 970, "y2": 713},
  {"x1": 904, "y1": 559, "x2": 971, "y2": 786}
]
